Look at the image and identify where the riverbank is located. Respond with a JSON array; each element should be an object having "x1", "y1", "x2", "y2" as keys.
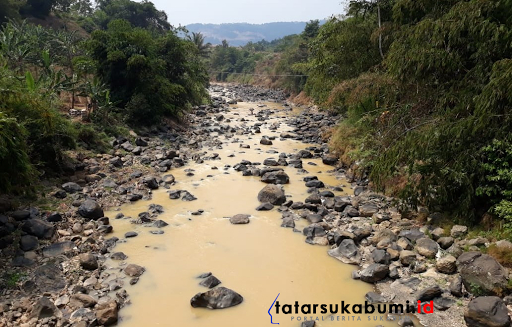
[{"x1": 0, "y1": 84, "x2": 510, "y2": 327}]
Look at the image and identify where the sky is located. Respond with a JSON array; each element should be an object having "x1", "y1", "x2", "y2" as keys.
[{"x1": 149, "y1": 0, "x2": 347, "y2": 26}]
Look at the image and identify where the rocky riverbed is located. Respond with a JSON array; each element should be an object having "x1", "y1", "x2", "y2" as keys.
[{"x1": 0, "y1": 84, "x2": 511, "y2": 327}]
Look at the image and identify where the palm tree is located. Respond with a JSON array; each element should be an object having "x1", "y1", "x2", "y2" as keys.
[{"x1": 187, "y1": 32, "x2": 211, "y2": 57}]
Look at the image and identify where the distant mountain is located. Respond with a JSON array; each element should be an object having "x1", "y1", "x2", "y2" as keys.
[{"x1": 184, "y1": 22, "x2": 315, "y2": 46}]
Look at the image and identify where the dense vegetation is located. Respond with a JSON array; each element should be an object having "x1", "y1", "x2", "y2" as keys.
[
  {"x1": 210, "y1": 0, "x2": 512, "y2": 232},
  {"x1": 0, "y1": 0, "x2": 208, "y2": 193}
]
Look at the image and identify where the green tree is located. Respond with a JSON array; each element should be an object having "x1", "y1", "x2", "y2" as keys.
[
  {"x1": 88, "y1": 19, "x2": 208, "y2": 125},
  {"x1": 187, "y1": 32, "x2": 211, "y2": 57},
  {"x1": 94, "y1": 0, "x2": 171, "y2": 32}
]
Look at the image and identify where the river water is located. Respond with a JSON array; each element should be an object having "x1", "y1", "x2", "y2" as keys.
[{"x1": 105, "y1": 101, "x2": 396, "y2": 327}]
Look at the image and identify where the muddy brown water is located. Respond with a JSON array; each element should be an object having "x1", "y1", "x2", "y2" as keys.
[{"x1": 105, "y1": 102, "x2": 397, "y2": 326}]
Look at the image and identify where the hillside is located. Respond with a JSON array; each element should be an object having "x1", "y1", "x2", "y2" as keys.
[{"x1": 185, "y1": 22, "x2": 318, "y2": 46}]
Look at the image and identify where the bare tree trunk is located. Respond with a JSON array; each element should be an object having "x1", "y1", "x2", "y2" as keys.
[{"x1": 377, "y1": 1, "x2": 384, "y2": 59}]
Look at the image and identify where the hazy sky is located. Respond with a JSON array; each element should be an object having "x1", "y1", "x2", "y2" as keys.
[{"x1": 149, "y1": 0, "x2": 346, "y2": 26}]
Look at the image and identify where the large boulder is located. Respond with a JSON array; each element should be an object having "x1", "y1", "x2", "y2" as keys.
[
  {"x1": 359, "y1": 264, "x2": 389, "y2": 283},
  {"x1": 260, "y1": 171, "x2": 289, "y2": 184},
  {"x1": 78, "y1": 200, "x2": 104, "y2": 220},
  {"x1": 257, "y1": 185, "x2": 286, "y2": 205},
  {"x1": 464, "y1": 297, "x2": 510, "y2": 327},
  {"x1": 21, "y1": 219, "x2": 54, "y2": 239},
  {"x1": 95, "y1": 300, "x2": 118, "y2": 326},
  {"x1": 456, "y1": 252, "x2": 508, "y2": 296},
  {"x1": 124, "y1": 264, "x2": 145, "y2": 277},
  {"x1": 328, "y1": 239, "x2": 361, "y2": 265},
  {"x1": 62, "y1": 182, "x2": 83, "y2": 194},
  {"x1": 436, "y1": 255, "x2": 457, "y2": 274},
  {"x1": 142, "y1": 176, "x2": 159, "y2": 190},
  {"x1": 79, "y1": 253, "x2": 98, "y2": 270},
  {"x1": 191, "y1": 287, "x2": 243, "y2": 309},
  {"x1": 415, "y1": 238, "x2": 439, "y2": 258},
  {"x1": 322, "y1": 156, "x2": 338, "y2": 166},
  {"x1": 359, "y1": 203, "x2": 379, "y2": 217},
  {"x1": 230, "y1": 214, "x2": 250, "y2": 225}
]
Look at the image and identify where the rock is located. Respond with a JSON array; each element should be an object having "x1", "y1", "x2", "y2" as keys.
[
  {"x1": 124, "y1": 264, "x2": 145, "y2": 277},
  {"x1": 153, "y1": 220, "x2": 169, "y2": 228},
  {"x1": 143, "y1": 176, "x2": 159, "y2": 189},
  {"x1": 305, "y1": 180, "x2": 324, "y2": 188},
  {"x1": 372, "y1": 229, "x2": 397, "y2": 245},
  {"x1": 328, "y1": 239, "x2": 361, "y2": 265},
  {"x1": 434, "y1": 297, "x2": 455, "y2": 311},
  {"x1": 359, "y1": 203, "x2": 379, "y2": 217},
  {"x1": 398, "y1": 316, "x2": 414, "y2": 326},
  {"x1": 399, "y1": 229, "x2": 425, "y2": 242},
  {"x1": 306, "y1": 214, "x2": 323, "y2": 223},
  {"x1": 322, "y1": 156, "x2": 338, "y2": 166},
  {"x1": 95, "y1": 300, "x2": 118, "y2": 326},
  {"x1": 457, "y1": 252, "x2": 508, "y2": 296},
  {"x1": 431, "y1": 227, "x2": 445, "y2": 240},
  {"x1": 125, "y1": 231, "x2": 138, "y2": 238},
  {"x1": 11, "y1": 210, "x2": 30, "y2": 221},
  {"x1": 30, "y1": 296, "x2": 61, "y2": 319},
  {"x1": 169, "y1": 190, "x2": 181, "y2": 199},
  {"x1": 281, "y1": 217, "x2": 295, "y2": 228},
  {"x1": 261, "y1": 171, "x2": 289, "y2": 184},
  {"x1": 303, "y1": 224, "x2": 326, "y2": 238},
  {"x1": 135, "y1": 137, "x2": 148, "y2": 146},
  {"x1": 163, "y1": 174, "x2": 175, "y2": 184},
  {"x1": 20, "y1": 235, "x2": 38, "y2": 251},
  {"x1": 103, "y1": 179, "x2": 118, "y2": 188},
  {"x1": 230, "y1": 214, "x2": 250, "y2": 224},
  {"x1": 359, "y1": 264, "x2": 389, "y2": 283},
  {"x1": 256, "y1": 203, "x2": 273, "y2": 211},
  {"x1": 400, "y1": 250, "x2": 416, "y2": 266},
  {"x1": 21, "y1": 219, "x2": 54, "y2": 239},
  {"x1": 79, "y1": 253, "x2": 98, "y2": 270},
  {"x1": 70, "y1": 294, "x2": 97, "y2": 308},
  {"x1": 464, "y1": 297, "x2": 510, "y2": 327},
  {"x1": 190, "y1": 287, "x2": 243, "y2": 309},
  {"x1": 54, "y1": 190, "x2": 68, "y2": 199},
  {"x1": 415, "y1": 238, "x2": 439, "y2": 258},
  {"x1": 128, "y1": 193, "x2": 143, "y2": 201},
  {"x1": 451, "y1": 225, "x2": 468, "y2": 238},
  {"x1": 198, "y1": 272, "x2": 212, "y2": 278},
  {"x1": 70, "y1": 308, "x2": 95, "y2": 322},
  {"x1": 373, "y1": 213, "x2": 391, "y2": 224},
  {"x1": 301, "y1": 321, "x2": 315, "y2": 327},
  {"x1": 47, "y1": 212, "x2": 63, "y2": 222},
  {"x1": 199, "y1": 275, "x2": 221, "y2": 288},
  {"x1": 373, "y1": 249, "x2": 391, "y2": 265},
  {"x1": 257, "y1": 185, "x2": 286, "y2": 205},
  {"x1": 416, "y1": 285, "x2": 442, "y2": 302},
  {"x1": 182, "y1": 191, "x2": 197, "y2": 201},
  {"x1": 397, "y1": 237, "x2": 413, "y2": 250},
  {"x1": 495, "y1": 240, "x2": 512, "y2": 249},
  {"x1": 365, "y1": 292, "x2": 386, "y2": 303},
  {"x1": 436, "y1": 255, "x2": 457, "y2": 274},
  {"x1": 111, "y1": 252, "x2": 128, "y2": 260},
  {"x1": 78, "y1": 200, "x2": 104, "y2": 220},
  {"x1": 260, "y1": 138, "x2": 272, "y2": 145},
  {"x1": 42, "y1": 241, "x2": 75, "y2": 257},
  {"x1": 62, "y1": 182, "x2": 83, "y2": 193},
  {"x1": 263, "y1": 158, "x2": 279, "y2": 166},
  {"x1": 450, "y1": 275, "x2": 463, "y2": 297},
  {"x1": 437, "y1": 236, "x2": 455, "y2": 249},
  {"x1": 305, "y1": 194, "x2": 321, "y2": 204}
]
